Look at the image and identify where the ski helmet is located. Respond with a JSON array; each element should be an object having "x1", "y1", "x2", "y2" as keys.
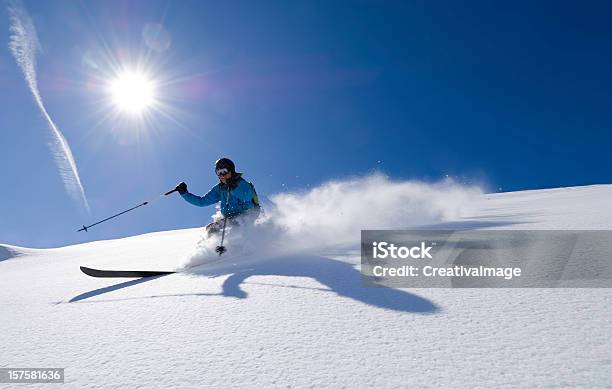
[{"x1": 215, "y1": 157, "x2": 235, "y2": 173}]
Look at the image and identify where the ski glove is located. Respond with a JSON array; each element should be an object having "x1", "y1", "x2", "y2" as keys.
[{"x1": 175, "y1": 182, "x2": 188, "y2": 194}]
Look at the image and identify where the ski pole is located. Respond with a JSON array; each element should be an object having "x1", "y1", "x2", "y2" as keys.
[
  {"x1": 215, "y1": 188, "x2": 231, "y2": 255},
  {"x1": 216, "y1": 214, "x2": 229, "y2": 255},
  {"x1": 78, "y1": 187, "x2": 178, "y2": 232}
]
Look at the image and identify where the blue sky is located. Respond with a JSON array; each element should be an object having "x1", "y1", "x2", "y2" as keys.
[{"x1": 1, "y1": 0, "x2": 611, "y2": 248}]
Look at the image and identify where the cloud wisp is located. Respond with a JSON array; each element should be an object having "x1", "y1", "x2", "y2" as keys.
[{"x1": 8, "y1": 1, "x2": 90, "y2": 213}]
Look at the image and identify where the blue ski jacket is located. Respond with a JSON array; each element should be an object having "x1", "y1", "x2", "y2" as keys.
[{"x1": 180, "y1": 174, "x2": 260, "y2": 217}]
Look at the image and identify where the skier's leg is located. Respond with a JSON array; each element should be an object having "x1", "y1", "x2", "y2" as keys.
[
  {"x1": 206, "y1": 214, "x2": 243, "y2": 242},
  {"x1": 205, "y1": 220, "x2": 222, "y2": 237}
]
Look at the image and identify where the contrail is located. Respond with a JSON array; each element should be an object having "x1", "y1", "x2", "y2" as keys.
[{"x1": 7, "y1": 0, "x2": 90, "y2": 213}]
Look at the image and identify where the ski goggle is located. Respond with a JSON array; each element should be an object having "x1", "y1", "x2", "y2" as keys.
[{"x1": 216, "y1": 168, "x2": 230, "y2": 176}]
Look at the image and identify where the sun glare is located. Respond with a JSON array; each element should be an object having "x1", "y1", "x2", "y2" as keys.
[{"x1": 108, "y1": 71, "x2": 156, "y2": 115}]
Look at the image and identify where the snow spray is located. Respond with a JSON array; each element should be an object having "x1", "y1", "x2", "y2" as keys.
[{"x1": 181, "y1": 174, "x2": 482, "y2": 268}]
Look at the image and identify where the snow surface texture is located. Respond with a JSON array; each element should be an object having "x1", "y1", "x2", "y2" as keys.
[
  {"x1": 7, "y1": 0, "x2": 90, "y2": 212},
  {"x1": 1, "y1": 181, "x2": 611, "y2": 388}
]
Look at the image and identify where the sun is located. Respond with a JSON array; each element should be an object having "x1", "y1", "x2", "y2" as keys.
[{"x1": 108, "y1": 70, "x2": 156, "y2": 115}]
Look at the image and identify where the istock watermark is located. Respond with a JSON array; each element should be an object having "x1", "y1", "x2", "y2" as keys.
[
  {"x1": 361, "y1": 230, "x2": 612, "y2": 288},
  {"x1": 372, "y1": 241, "x2": 434, "y2": 259}
]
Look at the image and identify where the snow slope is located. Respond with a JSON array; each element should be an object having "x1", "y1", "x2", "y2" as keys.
[{"x1": 1, "y1": 184, "x2": 611, "y2": 388}]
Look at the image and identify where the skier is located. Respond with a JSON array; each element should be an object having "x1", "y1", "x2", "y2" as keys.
[{"x1": 174, "y1": 158, "x2": 260, "y2": 236}]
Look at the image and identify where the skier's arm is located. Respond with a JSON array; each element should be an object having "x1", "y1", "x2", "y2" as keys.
[{"x1": 180, "y1": 186, "x2": 221, "y2": 207}]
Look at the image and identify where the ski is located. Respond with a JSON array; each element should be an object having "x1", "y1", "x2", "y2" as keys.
[{"x1": 80, "y1": 266, "x2": 175, "y2": 278}]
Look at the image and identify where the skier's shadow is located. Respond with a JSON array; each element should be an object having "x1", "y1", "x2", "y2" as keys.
[
  {"x1": 68, "y1": 256, "x2": 438, "y2": 313},
  {"x1": 194, "y1": 254, "x2": 438, "y2": 314}
]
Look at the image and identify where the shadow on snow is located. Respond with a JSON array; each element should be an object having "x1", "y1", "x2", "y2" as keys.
[
  {"x1": 70, "y1": 254, "x2": 438, "y2": 314},
  {"x1": 69, "y1": 275, "x2": 169, "y2": 303},
  {"x1": 0, "y1": 246, "x2": 19, "y2": 262}
]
